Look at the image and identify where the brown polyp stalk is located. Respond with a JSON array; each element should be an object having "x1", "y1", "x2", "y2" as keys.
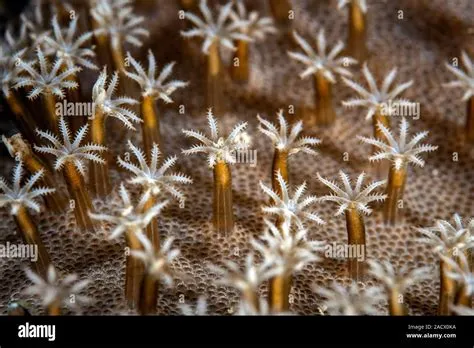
[
  {"x1": 384, "y1": 164, "x2": 407, "y2": 225},
  {"x1": 313, "y1": 72, "x2": 336, "y2": 127},
  {"x1": 454, "y1": 282, "x2": 471, "y2": 308},
  {"x1": 213, "y1": 161, "x2": 234, "y2": 235},
  {"x1": 48, "y1": 301, "x2": 61, "y2": 316},
  {"x1": 74, "y1": 3, "x2": 91, "y2": 33},
  {"x1": 109, "y1": 40, "x2": 135, "y2": 104},
  {"x1": 242, "y1": 287, "x2": 260, "y2": 313},
  {"x1": 271, "y1": 149, "x2": 289, "y2": 197},
  {"x1": 180, "y1": 0, "x2": 196, "y2": 11},
  {"x1": 89, "y1": 2, "x2": 112, "y2": 69},
  {"x1": 271, "y1": 149, "x2": 289, "y2": 228},
  {"x1": 388, "y1": 288, "x2": 407, "y2": 316},
  {"x1": 138, "y1": 273, "x2": 157, "y2": 315},
  {"x1": 109, "y1": 40, "x2": 140, "y2": 139},
  {"x1": 63, "y1": 162, "x2": 95, "y2": 231},
  {"x1": 439, "y1": 256, "x2": 457, "y2": 315},
  {"x1": 66, "y1": 72, "x2": 85, "y2": 133},
  {"x1": 125, "y1": 230, "x2": 144, "y2": 309},
  {"x1": 43, "y1": 94, "x2": 59, "y2": 134},
  {"x1": 207, "y1": 41, "x2": 224, "y2": 115},
  {"x1": 450, "y1": 251, "x2": 472, "y2": 312},
  {"x1": 269, "y1": 273, "x2": 291, "y2": 312},
  {"x1": 269, "y1": 0, "x2": 291, "y2": 26},
  {"x1": 373, "y1": 109, "x2": 390, "y2": 143},
  {"x1": 180, "y1": 1, "x2": 197, "y2": 55},
  {"x1": 347, "y1": 1, "x2": 368, "y2": 62},
  {"x1": 92, "y1": 28, "x2": 112, "y2": 68},
  {"x1": 8, "y1": 304, "x2": 29, "y2": 316},
  {"x1": 8, "y1": 134, "x2": 67, "y2": 212},
  {"x1": 345, "y1": 205, "x2": 366, "y2": 281},
  {"x1": 230, "y1": 40, "x2": 249, "y2": 83},
  {"x1": 89, "y1": 108, "x2": 111, "y2": 197},
  {"x1": 6, "y1": 93, "x2": 27, "y2": 120},
  {"x1": 138, "y1": 196, "x2": 160, "y2": 315},
  {"x1": 5, "y1": 93, "x2": 37, "y2": 143},
  {"x1": 51, "y1": 0, "x2": 68, "y2": 22},
  {"x1": 108, "y1": 38, "x2": 135, "y2": 98},
  {"x1": 14, "y1": 206, "x2": 51, "y2": 278},
  {"x1": 465, "y1": 96, "x2": 474, "y2": 143},
  {"x1": 469, "y1": 250, "x2": 473, "y2": 273},
  {"x1": 141, "y1": 95, "x2": 163, "y2": 157},
  {"x1": 142, "y1": 195, "x2": 160, "y2": 252},
  {"x1": 373, "y1": 109, "x2": 390, "y2": 178},
  {"x1": 109, "y1": 40, "x2": 126, "y2": 75}
]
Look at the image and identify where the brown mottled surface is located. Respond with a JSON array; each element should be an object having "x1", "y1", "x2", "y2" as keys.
[{"x1": 0, "y1": 0, "x2": 473, "y2": 315}]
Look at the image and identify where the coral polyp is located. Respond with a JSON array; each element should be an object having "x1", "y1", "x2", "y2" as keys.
[
  {"x1": 260, "y1": 171, "x2": 325, "y2": 229},
  {"x1": 337, "y1": 0, "x2": 369, "y2": 61},
  {"x1": 34, "y1": 117, "x2": 107, "y2": 231},
  {"x1": 14, "y1": 48, "x2": 80, "y2": 133},
  {"x1": 418, "y1": 214, "x2": 474, "y2": 315},
  {"x1": 182, "y1": 109, "x2": 247, "y2": 235},
  {"x1": 313, "y1": 281, "x2": 384, "y2": 315},
  {"x1": 90, "y1": 67, "x2": 140, "y2": 196},
  {"x1": 89, "y1": 183, "x2": 168, "y2": 308},
  {"x1": 118, "y1": 140, "x2": 191, "y2": 254},
  {"x1": 228, "y1": 0, "x2": 276, "y2": 82},
  {"x1": 44, "y1": 15, "x2": 98, "y2": 72},
  {"x1": 0, "y1": 160, "x2": 55, "y2": 277},
  {"x1": 209, "y1": 253, "x2": 274, "y2": 313},
  {"x1": 288, "y1": 29, "x2": 356, "y2": 126},
  {"x1": 444, "y1": 51, "x2": 474, "y2": 142},
  {"x1": 367, "y1": 260, "x2": 431, "y2": 315},
  {"x1": 252, "y1": 219, "x2": 325, "y2": 312},
  {"x1": 342, "y1": 63, "x2": 414, "y2": 142},
  {"x1": 317, "y1": 171, "x2": 386, "y2": 279},
  {"x1": 131, "y1": 233, "x2": 181, "y2": 315},
  {"x1": 125, "y1": 50, "x2": 188, "y2": 154},
  {"x1": 23, "y1": 265, "x2": 91, "y2": 315},
  {"x1": 358, "y1": 118, "x2": 438, "y2": 225},
  {"x1": 181, "y1": 0, "x2": 250, "y2": 113},
  {"x1": 258, "y1": 110, "x2": 320, "y2": 195}
]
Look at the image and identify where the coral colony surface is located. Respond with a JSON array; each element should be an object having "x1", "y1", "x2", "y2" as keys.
[{"x1": 0, "y1": 0, "x2": 474, "y2": 317}]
